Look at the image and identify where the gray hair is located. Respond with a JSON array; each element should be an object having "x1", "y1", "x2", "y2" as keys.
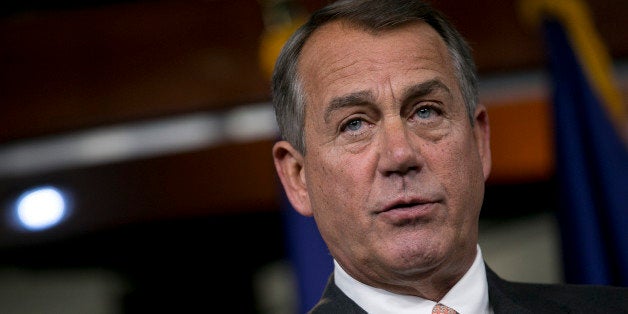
[{"x1": 272, "y1": 0, "x2": 478, "y2": 153}]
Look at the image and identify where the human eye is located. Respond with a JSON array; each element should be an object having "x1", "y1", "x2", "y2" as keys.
[
  {"x1": 417, "y1": 107, "x2": 434, "y2": 119},
  {"x1": 342, "y1": 118, "x2": 364, "y2": 132},
  {"x1": 338, "y1": 115, "x2": 374, "y2": 139},
  {"x1": 411, "y1": 103, "x2": 443, "y2": 122}
]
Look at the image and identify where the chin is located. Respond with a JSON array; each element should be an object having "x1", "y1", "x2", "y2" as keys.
[{"x1": 381, "y1": 241, "x2": 447, "y2": 274}]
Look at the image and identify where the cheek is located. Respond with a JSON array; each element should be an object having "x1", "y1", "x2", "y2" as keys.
[
  {"x1": 306, "y1": 154, "x2": 349, "y2": 214},
  {"x1": 306, "y1": 158, "x2": 360, "y2": 249},
  {"x1": 310, "y1": 148, "x2": 372, "y2": 193},
  {"x1": 430, "y1": 136, "x2": 484, "y2": 214},
  {"x1": 306, "y1": 150, "x2": 374, "y2": 224}
]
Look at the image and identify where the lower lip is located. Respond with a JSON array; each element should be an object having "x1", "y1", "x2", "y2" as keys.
[{"x1": 378, "y1": 203, "x2": 437, "y2": 225}]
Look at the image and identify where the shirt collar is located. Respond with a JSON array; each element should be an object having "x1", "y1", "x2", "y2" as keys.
[{"x1": 334, "y1": 245, "x2": 492, "y2": 314}]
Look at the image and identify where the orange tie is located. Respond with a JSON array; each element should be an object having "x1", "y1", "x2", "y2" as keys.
[{"x1": 432, "y1": 303, "x2": 459, "y2": 314}]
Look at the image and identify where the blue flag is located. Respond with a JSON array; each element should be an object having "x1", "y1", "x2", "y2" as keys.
[
  {"x1": 281, "y1": 191, "x2": 333, "y2": 313},
  {"x1": 542, "y1": 17, "x2": 628, "y2": 286}
]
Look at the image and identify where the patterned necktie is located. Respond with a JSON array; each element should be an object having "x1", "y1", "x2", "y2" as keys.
[{"x1": 432, "y1": 303, "x2": 459, "y2": 314}]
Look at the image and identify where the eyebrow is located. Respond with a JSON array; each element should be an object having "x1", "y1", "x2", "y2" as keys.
[
  {"x1": 324, "y1": 90, "x2": 375, "y2": 123},
  {"x1": 400, "y1": 79, "x2": 452, "y2": 107},
  {"x1": 323, "y1": 79, "x2": 452, "y2": 123}
]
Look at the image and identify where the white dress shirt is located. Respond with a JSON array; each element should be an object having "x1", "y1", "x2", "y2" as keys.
[{"x1": 334, "y1": 245, "x2": 493, "y2": 314}]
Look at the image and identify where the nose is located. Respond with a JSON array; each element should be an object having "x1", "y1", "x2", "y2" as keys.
[{"x1": 377, "y1": 119, "x2": 421, "y2": 176}]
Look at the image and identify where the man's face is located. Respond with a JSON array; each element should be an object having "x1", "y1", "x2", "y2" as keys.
[{"x1": 274, "y1": 21, "x2": 491, "y2": 292}]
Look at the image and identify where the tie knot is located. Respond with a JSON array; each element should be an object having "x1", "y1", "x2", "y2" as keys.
[{"x1": 432, "y1": 303, "x2": 458, "y2": 314}]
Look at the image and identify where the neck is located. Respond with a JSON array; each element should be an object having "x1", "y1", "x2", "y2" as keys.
[{"x1": 340, "y1": 245, "x2": 478, "y2": 301}]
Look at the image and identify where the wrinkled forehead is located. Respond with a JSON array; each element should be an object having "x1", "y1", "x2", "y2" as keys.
[{"x1": 296, "y1": 20, "x2": 457, "y2": 106}]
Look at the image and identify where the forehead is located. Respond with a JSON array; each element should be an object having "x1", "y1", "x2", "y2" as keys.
[{"x1": 297, "y1": 20, "x2": 456, "y2": 108}]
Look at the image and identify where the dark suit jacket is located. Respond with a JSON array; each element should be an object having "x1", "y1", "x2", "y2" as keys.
[{"x1": 308, "y1": 265, "x2": 628, "y2": 313}]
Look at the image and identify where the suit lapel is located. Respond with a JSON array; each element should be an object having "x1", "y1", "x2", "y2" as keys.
[
  {"x1": 485, "y1": 265, "x2": 572, "y2": 314},
  {"x1": 485, "y1": 266, "x2": 534, "y2": 313},
  {"x1": 308, "y1": 274, "x2": 367, "y2": 314}
]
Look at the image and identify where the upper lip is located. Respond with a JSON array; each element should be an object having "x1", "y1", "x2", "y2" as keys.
[{"x1": 378, "y1": 197, "x2": 439, "y2": 213}]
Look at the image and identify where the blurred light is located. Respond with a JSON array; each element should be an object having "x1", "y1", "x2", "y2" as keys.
[
  {"x1": 224, "y1": 104, "x2": 279, "y2": 142},
  {"x1": 0, "y1": 103, "x2": 275, "y2": 177},
  {"x1": 15, "y1": 187, "x2": 67, "y2": 231}
]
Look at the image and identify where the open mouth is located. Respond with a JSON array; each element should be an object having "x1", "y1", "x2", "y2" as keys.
[{"x1": 389, "y1": 202, "x2": 422, "y2": 210}]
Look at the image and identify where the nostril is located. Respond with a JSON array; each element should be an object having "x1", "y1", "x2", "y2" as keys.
[{"x1": 384, "y1": 164, "x2": 420, "y2": 177}]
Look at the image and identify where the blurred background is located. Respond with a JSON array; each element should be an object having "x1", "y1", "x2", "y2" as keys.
[{"x1": 0, "y1": 0, "x2": 626, "y2": 313}]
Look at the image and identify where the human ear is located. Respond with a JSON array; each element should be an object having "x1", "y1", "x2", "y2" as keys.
[
  {"x1": 473, "y1": 104, "x2": 492, "y2": 180},
  {"x1": 272, "y1": 141, "x2": 313, "y2": 216}
]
